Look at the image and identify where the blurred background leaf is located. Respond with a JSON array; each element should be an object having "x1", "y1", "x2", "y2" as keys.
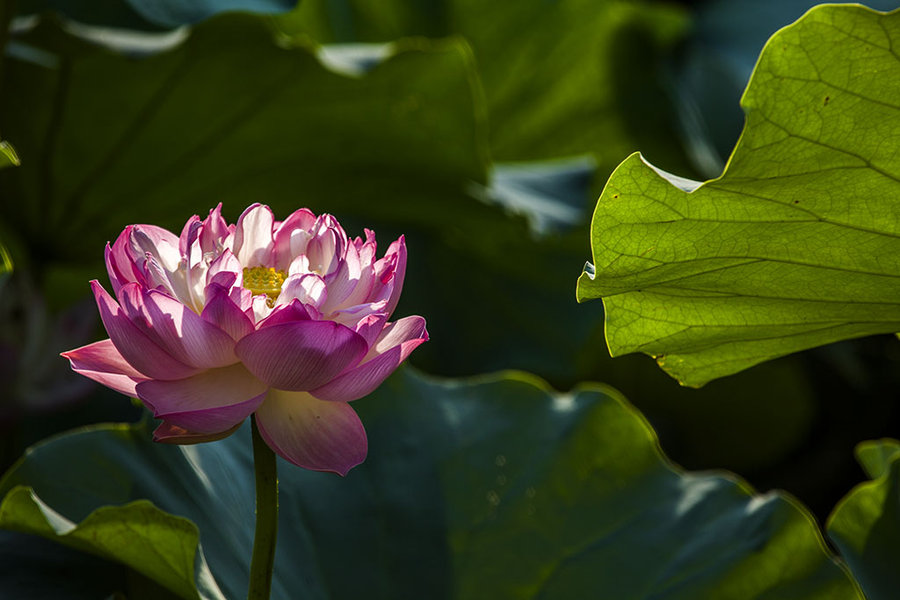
[
  {"x1": 0, "y1": 369, "x2": 861, "y2": 599},
  {"x1": 17, "y1": 0, "x2": 296, "y2": 30},
  {"x1": 669, "y1": 0, "x2": 898, "y2": 178},
  {"x1": 276, "y1": 0, "x2": 694, "y2": 178},
  {"x1": 0, "y1": 140, "x2": 18, "y2": 168}
]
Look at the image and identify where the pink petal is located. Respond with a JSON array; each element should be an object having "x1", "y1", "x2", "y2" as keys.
[
  {"x1": 337, "y1": 231, "x2": 377, "y2": 308},
  {"x1": 321, "y1": 241, "x2": 362, "y2": 312},
  {"x1": 251, "y1": 295, "x2": 273, "y2": 323},
  {"x1": 275, "y1": 273, "x2": 327, "y2": 311},
  {"x1": 206, "y1": 249, "x2": 242, "y2": 288},
  {"x1": 131, "y1": 225, "x2": 182, "y2": 272},
  {"x1": 140, "y1": 250, "x2": 178, "y2": 296},
  {"x1": 361, "y1": 315, "x2": 427, "y2": 360},
  {"x1": 153, "y1": 421, "x2": 242, "y2": 444},
  {"x1": 255, "y1": 298, "x2": 314, "y2": 328},
  {"x1": 231, "y1": 285, "x2": 255, "y2": 313},
  {"x1": 136, "y1": 364, "x2": 267, "y2": 433},
  {"x1": 255, "y1": 388, "x2": 367, "y2": 475},
  {"x1": 117, "y1": 284, "x2": 238, "y2": 369},
  {"x1": 273, "y1": 207, "x2": 316, "y2": 270},
  {"x1": 354, "y1": 313, "x2": 387, "y2": 348},
  {"x1": 375, "y1": 236, "x2": 407, "y2": 318},
  {"x1": 199, "y1": 203, "x2": 230, "y2": 255},
  {"x1": 178, "y1": 215, "x2": 202, "y2": 257},
  {"x1": 330, "y1": 299, "x2": 387, "y2": 328},
  {"x1": 310, "y1": 316, "x2": 427, "y2": 402},
  {"x1": 235, "y1": 319, "x2": 367, "y2": 391},
  {"x1": 233, "y1": 203, "x2": 275, "y2": 267},
  {"x1": 201, "y1": 284, "x2": 254, "y2": 341},
  {"x1": 91, "y1": 280, "x2": 199, "y2": 380},
  {"x1": 61, "y1": 338, "x2": 150, "y2": 397},
  {"x1": 105, "y1": 229, "x2": 141, "y2": 294},
  {"x1": 306, "y1": 214, "x2": 347, "y2": 277}
]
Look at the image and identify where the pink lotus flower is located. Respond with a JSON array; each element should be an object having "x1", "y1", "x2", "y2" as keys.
[{"x1": 62, "y1": 204, "x2": 427, "y2": 475}]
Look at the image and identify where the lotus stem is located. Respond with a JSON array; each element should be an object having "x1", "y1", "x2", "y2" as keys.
[{"x1": 248, "y1": 415, "x2": 279, "y2": 600}]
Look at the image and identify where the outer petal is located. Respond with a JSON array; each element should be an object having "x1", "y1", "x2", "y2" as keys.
[
  {"x1": 117, "y1": 284, "x2": 238, "y2": 369},
  {"x1": 61, "y1": 338, "x2": 150, "y2": 397},
  {"x1": 201, "y1": 284, "x2": 255, "y2": 341},
  {"x1": 235, "y1": 320, "x2": 367, "y2": 391},
  {"x1": 105, "y1": 230, "x2": 140, "y2": 294},
  {"x1": 233, "y1": 203, "x2": 275, "y2": 267},
  {"x1": 91, "y1": 280, "x2": 199, "y2": 380},
  {"x1": 354, "y1": 313, "x2": 387, "y2": 348},
  {"x1": 136, "y1": 364, "x2": 267, "y2": 434},
  {"x1": 255, "y1": 388, "x2": 367, "y2": 475},
  {"x1": 310, "y1": 316, "x2": 427, "y2": 402},
  {"x1": 153, "y1": 421, "x2": 242, "y2": 444},
  {"x1": 256, "y1": 298, "x2": 314, "y2": 328},
  {"x1": 330, "y1": 299, "x2": 387, "y2": 328}
]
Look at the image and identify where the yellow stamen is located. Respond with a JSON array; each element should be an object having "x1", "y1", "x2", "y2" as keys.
[{"x1": 243, "y1": 266, "x2": 287, "y2": 301}]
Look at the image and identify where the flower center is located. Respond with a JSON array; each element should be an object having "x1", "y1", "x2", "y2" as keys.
[{"x1": 243, "y1": 266, "x2": 287, "y2": 299}]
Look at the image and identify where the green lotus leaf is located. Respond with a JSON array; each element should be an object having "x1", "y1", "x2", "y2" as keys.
[
  {"x1": 0, "y1": 369, "x2": 859, "y2": 598},
  {"x1": 0, "y1": 487, "x2": 203, "y2": 599},
  {"x1": 278, "y1": 0, "x2": 693, "y2": 175},
  {"x1": 828, "y1": 438, "x2": 900, "y2": 600},
  {"x1": 577, "y1": 5, "x2": 900, "y2": 386}
]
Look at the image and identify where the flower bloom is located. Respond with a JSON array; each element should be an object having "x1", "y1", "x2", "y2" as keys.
[{"x1": 62, "y1": 204, "x2": 427, "y2": 475}]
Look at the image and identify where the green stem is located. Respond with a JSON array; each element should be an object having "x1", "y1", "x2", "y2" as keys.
[{"x1": 248, "y1": 415, "x2": 279, "y2": 600}]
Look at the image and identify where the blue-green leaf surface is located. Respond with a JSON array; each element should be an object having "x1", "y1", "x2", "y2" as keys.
[
  {"x1": 18, "y1": 0, "x2": 296, "y2": 30},
  {"x1": 1, "y1": 369, "x2": 859, "y2": 599}
]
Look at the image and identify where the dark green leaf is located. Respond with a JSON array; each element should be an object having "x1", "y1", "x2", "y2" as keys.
[
  {"x1": 278, "y1": 0, "x2": 694, "y2": 175},
  {"x1": 0, "y1": 486, "x2": 202, "y2": 599},
  {"x1": 0, "y1": 16, "x2": 486, "y2": 247},
  {"x1": 828, "y1": 438, "x2": 900, "y2": 600},
  {"x1": 18, "y1": 0, "x2": 296, "y2": 30},
  {"x1": 1, "y1": 369, "x2": 860, "y2": 599},
  {"x1": 577, "y1": 5, "x2": 900, "y2": 386},
  {"x1": 0, "y1": 529, "x2": 132, "y2": 599},
  {"x1": 856, "y1": 438, "x2": 900, "y2": 479}
]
